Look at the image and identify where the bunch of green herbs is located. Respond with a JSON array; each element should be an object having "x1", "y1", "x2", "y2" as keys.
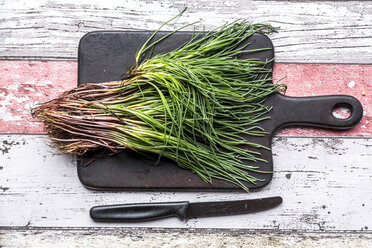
[{"x1": 32, "y1": 14, "x2": 286, "y2": 191}]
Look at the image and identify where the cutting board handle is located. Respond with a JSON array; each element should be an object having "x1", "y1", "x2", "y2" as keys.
[{"x1": 274, "y1": 94, "x2": 363, "y2": 130}]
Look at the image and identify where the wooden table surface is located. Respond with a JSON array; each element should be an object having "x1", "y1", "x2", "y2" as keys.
[{"x1": 1, "y1": 0, "x2": 372, "y2": 247}]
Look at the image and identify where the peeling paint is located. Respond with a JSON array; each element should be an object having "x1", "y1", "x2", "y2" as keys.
[
  {"x1": 0, "y1": 61, "x2": 77, "y2": 133},
  {"x1": 0, "y1": 186, "x2": 10, "y2": 192}
]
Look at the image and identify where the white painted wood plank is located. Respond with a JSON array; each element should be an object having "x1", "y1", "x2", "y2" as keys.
[
  {"x1": 1, "y1": 228, "x2": 372, "y2": 248},
  {"x1": 0, "y1": 0, "x2": 371, "y2": 63},
  {"x1": 1, "y1": 134, "x2": 371, "y2": 231}
]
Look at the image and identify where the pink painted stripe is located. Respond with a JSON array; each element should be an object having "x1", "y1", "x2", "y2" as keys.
[
  {"x1": 0, "y1": 61, "x2": 370, "y2": 136},
  {"x1": 0, "y1": 61, "x2": 77, "y2": 133}
]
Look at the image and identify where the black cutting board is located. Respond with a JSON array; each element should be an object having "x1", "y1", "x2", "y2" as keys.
[{"x1": 77, "y1": 31, "x2": 363, "y2": 191}]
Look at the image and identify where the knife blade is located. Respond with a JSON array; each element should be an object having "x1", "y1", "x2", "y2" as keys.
[{"x1": 90, "y1": 196, "x2": 282, "y2": 222}]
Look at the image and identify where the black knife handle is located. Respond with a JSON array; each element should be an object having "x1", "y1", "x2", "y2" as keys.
[{"x1": 90, "y1": 201, "x2": 190, "y2": 222}]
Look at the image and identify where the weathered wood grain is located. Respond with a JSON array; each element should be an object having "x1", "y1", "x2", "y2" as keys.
[
  {"x1": 0, "y1": 61, "x2": 77, "y2": 133},
  {"x1": 1, "y1": 61, "x2": 370, "y2": 135},
  {"x1": 0, "y1": 0, "x2": 371, "y2": 63},
  {"x1": 1, "y1": 134, "x2": 371, "y2": 230},
  {"x1": 1, "y1": 228, "x2": 372, "y2": 248}
]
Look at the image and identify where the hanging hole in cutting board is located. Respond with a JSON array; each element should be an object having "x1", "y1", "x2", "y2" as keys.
[{"x1": 332, "y1": 103, "x2": 352, "y2": 119}]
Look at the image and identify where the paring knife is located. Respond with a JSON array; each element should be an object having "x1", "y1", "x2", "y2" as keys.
[{"x1": 90, "y1": 196, "x2": 282, "y2": 222}]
